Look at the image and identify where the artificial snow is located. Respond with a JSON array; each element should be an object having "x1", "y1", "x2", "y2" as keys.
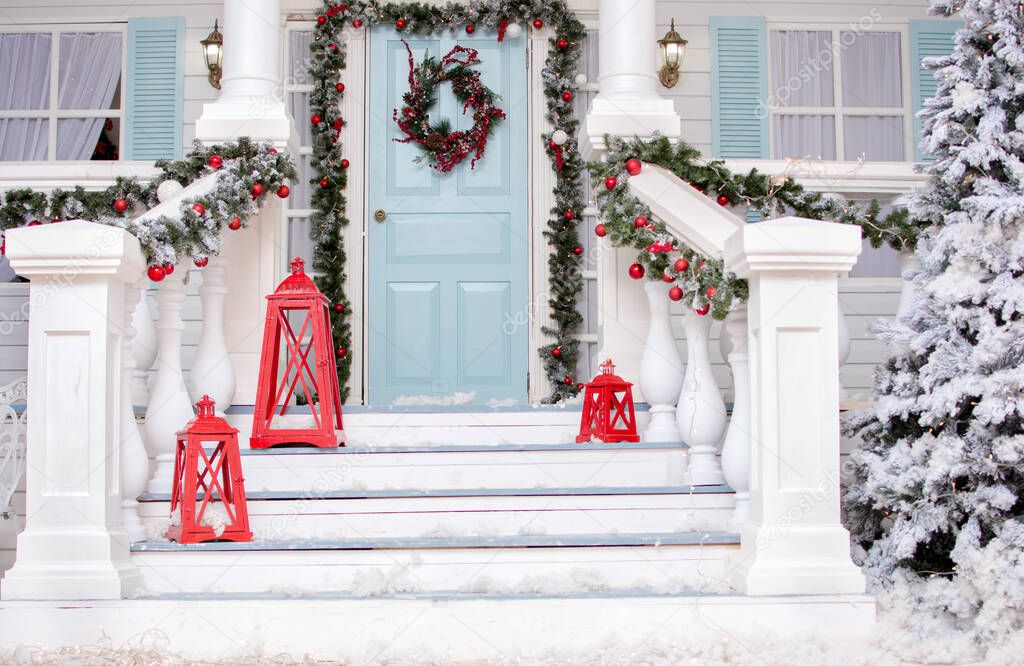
[{"x1": 392, "y1": 392, "x2": 477, "y2": 407}]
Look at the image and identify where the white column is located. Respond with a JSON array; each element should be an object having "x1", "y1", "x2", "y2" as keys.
[
  {"x1": 720, "y1": 304, "x2": 751, "y2": 531},
  {"x1": 189, "y1": 255, "x2": 235, "y2": 413},
  {"x1": 130, "y1": 288, "x2": 157, "y2": 407},
  {"x1": 195, "y1": 0, "x2": 295, "y2": 147},
  {"x1": 145, "y1": 268, "x2": 194, "y2": 494},
  {"x1": 583, "y1": 0, "x2": 680, "y2": 151},
  {"x1": 724, "y1": 216, "x2": 866, "y2": 596},
  {"x1": 2, "y1": 221, "x2": 142, "y2": 600},
  {"x1": 837, "y1": 302, "x2": 851, "y2": 401},
  {"x1": 640, "y1": 282, "x2": 683, "y2": 443},
  {"x1": 677, "y1": 308, "x2": 727, "y2": 485},
  {"x1": 120, "y1": 283, "x2": 149, "y2": 543}
]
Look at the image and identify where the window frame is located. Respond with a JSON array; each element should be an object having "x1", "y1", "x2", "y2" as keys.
[
  {"x1": 765, "y1": 21, "x2": 914, "y2": 163},
  {"x1": 281, "y1": 22, "x2": 316, "y2": 272},
  {"x1": 0, "y1": 23, "x2": 127, "y2": 162}
]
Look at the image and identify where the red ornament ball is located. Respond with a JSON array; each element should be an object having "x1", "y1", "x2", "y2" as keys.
[
  {"x1": 674, "y1": 257, "x2": 690, "y2": 272},
  {"x1": 551, "y1": 347, "x2": 562, "y2": 359},
  {"x1": 563, "y1": 375, "x2": 573, "y2": 385},
  {"x1": 208, "y1": 154, "x2": 223, "y2": 169},
  {"x1": 634, "y1": 216, "x2": 648, "y2": 228},
  {"x1": 533, "y1": 19, "x2": 544, "y2": 29},
  {"x1": 268, "y1": 147, "x2": 277, "y2": 153},
  {"x1": 228, "y1": 217, "x2": 242, "y2": 231},
  {"x1": 276, "y1": 185, "x2": 290, "y2": 199},
  {"x1": 352, "y1": 18, "x2": 363, "y2": 28},
  {"x1": 334, "y1": 303, "x2": 344, "y2": 313},
  {"x1": 576, "y1": 382, "x2": 585, "y2": 390},
  {"x1": 605, "y1": 177, "x2": 617, "y2": 190},
  {"x1": 662, "y1": 272, "x2": 674, "y2": 283},
  {"x1": 594, "y1": 224, "x2": 607, "y2": 237},
  {"x1": 147, "y1": 265, "x2": 166, "y2": 282},
  {"x1": 336, "y1": 346, "x2": 346, "y2": 357},
  {"x1": 341, "y1": 158, "x2": 350, "y2": 169},
  {"x1": 113, "y1": 198, "x2": 128, "y2": 213},
  {"x1": 561, "y1": 91, "x2": 573, "y2": 102},
  {"x1": 320, "y1": 178, "x2": 330, "y2": 188},
  {"x1": 311, "y1": 113, "x2": 322, "y2": 125},
  {"x1": 669, "y1": 286, "x2": 684, "y2": 301},
  {"x1": 706, "y1": 286, "x2": 717, "y2": 299},
  {"x1": 628, "y1": 263, "x2": 645, "y2": 280},
  {"x1": 336, "y1": 82, "x2": 346, "y2": 93},
  {"x1": 466, "y1": 25, "x2": 475, "y2": 34},
  {"x1": 194, "y1": 257, "x2": 209, "y2": 268},
  {"x1": 564, "y1": 210, "x2": 574, "y2": 220},
  {"x1": 27, "y1": 220, "x2": 41, "y2": 226},
  {"x1": 316, "y1": 15, "x2": 327, "y2": 25},
  {"x1": 557, "y1": 38, "x2": 568, "y2": 49},
  {"x1": 328, "y1": 42, "x2": 339, "y2": 52},
  {"x1": 625, "y1": 158, "x2": 642, "y2": 176},
  {"x1": 395, "y1": 18, "x2": 407, "y2": 30},
  {"x1": 716, "y1": 195, "x2": 730, "y2": 206},
  {"x1": 164, "y1": 264, "x2": 175, "y2": 276},
  {"x1": 572, "y1": 246, "x2": 583, "y2": 256},
  {"x1": 695, "y1": 303, "x2": 711, "y2": 316},
  {"x1": 192, "y1": 202, "x2": 206, "y2": 216},
  {"x1": 251, "y1": 183, "x2": 264, "y2": 197},
  {"x1": 691, "y1": 183, "x2": 703, "y2": 193},
  {"x1": 334, "y1": 117, "x2": 344, "y2": 131}
]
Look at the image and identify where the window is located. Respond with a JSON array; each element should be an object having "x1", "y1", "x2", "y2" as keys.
[
  {"x1": 0, "y1": 28, "x2": 124, "y2": 161},
  {"x1": 767, "y1": 26, "x2": 910, "y2": 162},
  {"x1": 283, "y1": 27, "x2": 316, "y2": 268}
]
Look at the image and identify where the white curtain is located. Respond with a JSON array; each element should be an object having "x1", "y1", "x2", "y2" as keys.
[
  {"x1": 840, "y1": 32, "x2": 902, "y2": 107},
  {"x1": 56, "y1": 32, "x2": 122, "y2": 160},
  {"x1": 844, "y1": 116, "x2": 905, "y2": 161},
  {"x1": 770, "y1": 31, "x2": 837, "y2": 159},
  {"x1": 0, "y1": 33, "x2": 51, "y2": 161}
]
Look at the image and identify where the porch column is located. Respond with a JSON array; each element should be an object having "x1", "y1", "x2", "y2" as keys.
[
  {"x1": 724, "y1": 217, "x2": 866, "y2": 596},
  {"x1": 584, "y1": 0, "x2": 681, "y2": 144},
  {"x1": 2, "y1": 221, "x2": 143, "y2": 600},
  {"x1": 195, "y1": 0, "x2": 298, "y2": 405}
]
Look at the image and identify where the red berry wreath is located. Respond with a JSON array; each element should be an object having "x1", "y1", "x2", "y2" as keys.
[{"x1": 393, "y1": 41, "x2": 506, "y2": 173}]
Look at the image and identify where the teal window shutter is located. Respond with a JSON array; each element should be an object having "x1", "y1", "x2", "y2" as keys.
[
  {"x1": 910, "y1": 20, "x2": 960, "y2": 162},
  {"x1": 710, "y1": 17, "x2": 768, "y2": 159},
  {"x1": 125, "y1": 17, "x2": 184, "y2": 160}
]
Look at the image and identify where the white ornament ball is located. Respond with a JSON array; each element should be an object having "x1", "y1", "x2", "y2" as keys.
[
  {"x1": 574, "y1": 73, "x2": 588, "y2": 86},
  {"x1": 157, "y1": 180, "x2": 184, "y2": 203},
  {"x1": 551, "y1": 129, "x2": 569, "y2": 146},
  {"x1": 505, "y1": 22, "x2": 522, "y2": 39}
]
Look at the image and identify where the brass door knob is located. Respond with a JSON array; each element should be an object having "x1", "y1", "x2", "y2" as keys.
[{"x1": 374, "y1": 209, "x2": 387, "y2": 222}]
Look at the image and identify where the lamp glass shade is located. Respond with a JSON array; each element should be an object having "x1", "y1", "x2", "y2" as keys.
[
  {"x1": 658, "y1": 19, "x2": 687, "y2": 71},
  {"x1": 201, "y1": 21, "x2": 223, "y2": 70}
]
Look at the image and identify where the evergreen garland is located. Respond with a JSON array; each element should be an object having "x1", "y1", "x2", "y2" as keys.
[
  {"x1": 0, "y1": 138, "x2": 296, "y2": 267},
  {"x1": 589, "y1": 136, "x2": 921, "y2": 318},
  {"x1": 309, "y1": 1, "x2": 587, "y2": 403}
]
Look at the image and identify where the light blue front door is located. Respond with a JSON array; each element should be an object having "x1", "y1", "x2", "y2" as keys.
[{"x1": 368, "y1": 27, "x2": 529, "y2": 405}]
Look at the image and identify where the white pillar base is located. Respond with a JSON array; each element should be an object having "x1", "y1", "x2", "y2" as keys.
[
  {"x1": 147, "y1": 454, "x2": 176, "y2": 495},
  {"x1": 121, "y1": 500, "x2": 147, "y2": 543},
  {"x1": 731, "y1": 525, "x2": 867, "y2": 596},
  {"x1": 643, "y1": 405, "x2": 681, "y2": 442},
  {"x1": 2, "y1": 533, "x2": 142, "y2": 600}
]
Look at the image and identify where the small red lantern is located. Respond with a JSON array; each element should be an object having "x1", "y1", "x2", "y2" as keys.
[
  {"x1": 576, "y1": 359, "x2": 639, "y2": 444},
  {"x1": 166, "y1": 395, "x2": 252, "y2": 544},
  {"x1": 250, "y1": 257, "x2": 345, "y2": 449}
]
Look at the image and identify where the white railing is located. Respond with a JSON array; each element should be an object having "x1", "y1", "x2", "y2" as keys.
[{"x1": 0, "y1": 377, "x2": 26, "y2": 518}]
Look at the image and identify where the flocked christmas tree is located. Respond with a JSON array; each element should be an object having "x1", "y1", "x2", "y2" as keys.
[{"x1": 845, "y1": 0, "x2": 1024, "y2": 643}]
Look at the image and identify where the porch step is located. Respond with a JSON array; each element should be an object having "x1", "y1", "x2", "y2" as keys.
[
  {"x1": 137, "y1": 485, "x2": 734, "y2": 541},
  {"x1": 220, "y1": 442, "x2": 688, "y2": 492},
  {"x1": 130, "y1": 532, "x2": 740, "y2": 596}
]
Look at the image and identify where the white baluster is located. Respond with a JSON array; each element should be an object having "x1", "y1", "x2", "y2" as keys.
[
  {"x1": 837, "y1": 302, "x2": 851, "y2": 401},
  {"x1": 189, "y1": 255, "x2": 235, "y2": 413},
  {"x1": 120, "y1": 283, "x2": 150, "y2": 542},
  {"x1": 895, "y1": 251, "x2": 921, "y2": 322},
  {"x1": 131, "y1": 288, "x2": 157, "y2": 408},
  {"x1": 677, "y1": 308, "x2": 727, "y2": 486},
  {"x1": 145, "y1": 268, "x2": 194, "y2": 494},
  {"x1": 640, "y1": 282, "x2": 684, "y2": 443},
  {"x1": 719, "y1": 305, "x2": 751, "y2": 531}
]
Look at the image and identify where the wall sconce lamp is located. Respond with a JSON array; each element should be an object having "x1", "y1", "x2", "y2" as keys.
[
  {"x1": 658, "y1": 19, "x2": 687, "y2": 88},
  {"x1": 201, "y1": 20, "x2": 224, "y2": 90}
]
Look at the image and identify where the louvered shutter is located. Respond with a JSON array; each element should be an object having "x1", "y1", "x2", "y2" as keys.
[
  {"x1": 125, "y1": 18, "x2": 184, "y2": 160},
  {"x1": 710, "y1": 17, "x2": 768, "y2": 159},
  {"x1": 910, "y1": 20, "x2": 960, "y2": 162}
]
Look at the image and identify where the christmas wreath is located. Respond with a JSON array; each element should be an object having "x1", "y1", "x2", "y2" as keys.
[{"x1": 394, "y1": 41, "x2": 506, "y2": 173}]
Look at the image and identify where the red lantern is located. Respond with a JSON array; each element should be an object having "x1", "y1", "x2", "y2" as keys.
[
  {"x1": 576, "y1": 359, "x2": 639, "y2": 444},
  {"x1": 166, "y1": 395, "x2": 252, "y2": 544},
  {"x1": 250, "y1": 257, "x2": 345, "y2": 449}
]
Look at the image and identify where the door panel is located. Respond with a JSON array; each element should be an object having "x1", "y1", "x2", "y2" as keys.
[{"x1": 368, "y1": 27, "x2": 528, "y2": 405}]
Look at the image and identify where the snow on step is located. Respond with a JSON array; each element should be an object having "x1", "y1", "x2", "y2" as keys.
[
  {"x1": 131, "y1": 533, "x2": 740, "y2": 596},
  {"x1": 225, "y1": 442, "x2": 686, "y2": 492},
  {"x1": 137, "y1": 486, "x2": 734, "y2": 541}
]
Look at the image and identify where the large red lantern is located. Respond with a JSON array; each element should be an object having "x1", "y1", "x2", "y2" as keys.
[
  {"x1": 576, "y1": 359, "x2": 639, "y2": 444},
  {"x1": 250, "y1": 257, "x2": 345, "y2": 449},
  {"x1": 166, "y1": 395, "x2": 252, "y2": 544}
]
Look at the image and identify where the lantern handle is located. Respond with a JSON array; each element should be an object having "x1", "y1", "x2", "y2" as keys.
[
  {"x1": 600, "y1": 358, "x2": 616, "y2": 375},
  {"x1": 196, "y1": 394, "x2": 216, "y2": 416},
  {"x1": 290, "y1": 257, "x2": 305, "y2": 275}
]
